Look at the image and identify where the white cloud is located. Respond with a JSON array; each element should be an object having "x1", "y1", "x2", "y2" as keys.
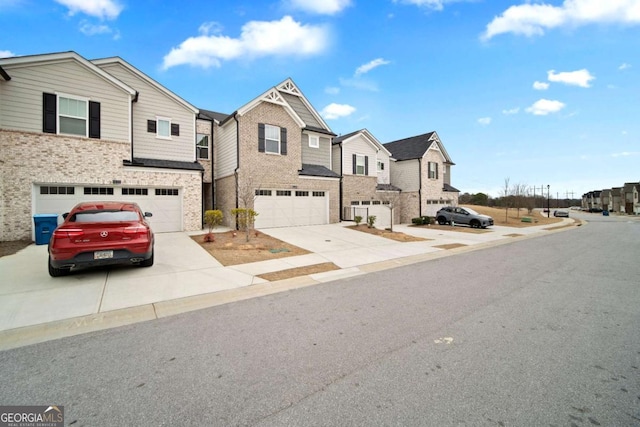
[
  {"x1": 287, "y1": 0, "x2": 351, "y2": 14},
  {"x1": 79, "y1": 21, "x2": 112, "y2": 36},
  {"x1": 393, "y1": 0, "x2": 471, "y2": 11},
  {"x1": 355, "y1": 58, "x2": 390, "y2": 77},
  {"x1": 162, "y1": 16, "x2": 329, "y2": 69},
  {"x1": 325, "y1": 86, "x2": 340, "y2": 95},
  {"x1": 0, "y1": 50, "x2": 15, "y2": 58},
  {"x1": 321, "y1": 103, "x2": 356, "y2": 119},
  {"x1": 477, "y1": 117, "x2": 492, "y2": 126},
  {"x1": 533, "y1": 81, "x2": 549, "y2": 90},
  {"x1": 548, "y1": 69, "x2": 595, "y2": 88},
  {"x1": 619, "y1": 62, "x2": 632, "y2": 70},
  {"x1": 611, "y1": 151, "x2": 640, "y2": 157},
  {"x1": 526, "y1": 99, "x2": 566, "y2": 115},
  {"x1": 55, "y1": 0, "x2": 123, "y2": 19},
  {"x1": 339, "y1": 77, "x2": 379, "y2": 91},
  {"x1": 502, "y1": 107, "x2": 520, "y2": 115},
  {"x1": 482, "y1": 0, "x2": 640, "y2": 40}
]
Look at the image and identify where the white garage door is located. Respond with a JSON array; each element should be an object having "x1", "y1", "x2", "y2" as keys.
[
  {"x1": 254, "y1": 189, "x2": 328, "y2": 228},
  {"x1": 34, "y1": 184, "x2": 183, "y2": 233}
]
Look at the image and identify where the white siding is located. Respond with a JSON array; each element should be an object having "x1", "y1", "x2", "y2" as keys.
[
  {"x1": 216, "y1": 120, "x2": 238, "y2": 178},
  {"x1": 0, "y1": 60, "x2": 130, "y2": 142},
  {"x1": 390, "y1": 160, "x2": 420, "y2": 192},
  {"x1": 96, "y1": 63, "x2": 195, "y2": 162},
  {"x1": 376, "y1": 149, "x2": 391, "y2": 184},
  {"x1": 344, "y1": 135, "x2": 378, "y2": 177}
]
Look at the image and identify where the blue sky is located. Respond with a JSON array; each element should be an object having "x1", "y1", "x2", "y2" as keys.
[{"x1": 1, "y1": 0, "x2": 639, "y2": 198}]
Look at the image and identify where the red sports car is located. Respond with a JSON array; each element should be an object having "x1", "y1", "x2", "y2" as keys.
[{"x1": 48, "y1": 201, "x2": 154, "y2": 277}]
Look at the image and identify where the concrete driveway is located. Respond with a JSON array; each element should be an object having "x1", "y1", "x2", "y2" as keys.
[{"x1": 0, "y1": 219, "x2": 576, "y2": 349}]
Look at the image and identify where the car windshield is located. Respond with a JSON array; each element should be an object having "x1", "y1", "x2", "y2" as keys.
[
  {"x1": 463, "y1": 207, "x2": 480, "y2": 215},
  {"x1": 71, "y1": 210, "x2": 140, "y2": 223}
]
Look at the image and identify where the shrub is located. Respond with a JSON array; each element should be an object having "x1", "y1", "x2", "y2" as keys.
[
  {"x1": 411, "y1": 216, "x2": 432, "y2": 225},
  {"x1": 354, "y1": 215, "x2": 363, "y2": 225},
  {"x1": 367, "y1": 215, "x2": 376, "y2": 228},
  {"x1": 231, "y1": 208, "x2": 258, "y2": 242},
  {"x1": 204, "y1": 209, "x2": 223, "y2": 233}
]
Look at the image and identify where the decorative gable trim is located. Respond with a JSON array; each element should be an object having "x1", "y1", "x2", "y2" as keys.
[
  {"x1": 236, "y1": 86, "x2": 305, "y2": 128},
  {"x1": 262, "y1": 88, "x2": 287, "y2": 105},
  {"x1": 277, "y1": 79, "x2": 301, "y2": 96}
]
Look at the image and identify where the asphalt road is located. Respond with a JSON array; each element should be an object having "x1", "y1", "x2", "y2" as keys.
[{"x1": 1, "y1": 213, "x2": 639, "y2": 426}]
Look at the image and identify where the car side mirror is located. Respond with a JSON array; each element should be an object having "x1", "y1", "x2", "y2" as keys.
[
  {"x1": 144, "y1": 212, "x2": 153, "y2": 217},
  {"x1": 62, "y1": 213, "x2": 69, "y2": 219}
]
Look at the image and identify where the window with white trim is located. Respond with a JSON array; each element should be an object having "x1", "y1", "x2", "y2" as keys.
[
  {"x1": 265, "y1": 124, "x2": 280, "y2": 154},
  {"x1": 197, "y1": 134, "x2": 209, "y2": 159},
  {"x1": 58, "y1": 96, "x2": 88, "y2": 136},
  {"x1": 377, "y1": 160, "x2": 384, "y2": 172},
  {"x1": 355, "y1": 155, "x2": 366, "y2": 175},
  {"x1": 309, "y1": 135, "x2": 319, "y2": 148},
  {"x1": 428, "y1": 161, "x2": 439, "y2": 179},
  {"x1": 157, "y1": 118, "x2": 171, "y2": 139}
]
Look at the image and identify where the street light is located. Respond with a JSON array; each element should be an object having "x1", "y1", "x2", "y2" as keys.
[{"x1": 547, "y1": 185, "x2": 550, "y2": 218}]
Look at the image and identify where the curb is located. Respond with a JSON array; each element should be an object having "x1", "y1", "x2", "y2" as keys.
[{"x1": 0, "y1": 221, "x2": 583, "y2": 351}]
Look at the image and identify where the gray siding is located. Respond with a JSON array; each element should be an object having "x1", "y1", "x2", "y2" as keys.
[
  {"x1": 301, "y1": 133, "x2": 331, "y2": 168},
  {"x1": 331, "y1": 144, "x2": 342, "y2": 175},
  {"x1": 96, "y1": 62, "x2": 195, "y2": 162},
  {"x1": 0, "y1": 60, "x2": 130, "y2": 142},
  {"x1": 281, "y1": 93, "x2": 323, "y2": 129},
  {"x1": 216, "y1": 120, "x2": 237, "y2": 178},
  {"x1": 343, "y1": 134, "x2": 378, "y2": 177},
  {"x1": 390, "y1": 159, "x2": 420, "y2": 192}
]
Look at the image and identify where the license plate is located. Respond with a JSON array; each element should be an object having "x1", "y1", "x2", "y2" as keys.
[{"x1": 94, "y1": 250, "x2": 113, "y2": 260}]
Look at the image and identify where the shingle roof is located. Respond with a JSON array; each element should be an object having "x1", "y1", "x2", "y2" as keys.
[
  {"x1": 383, "y1": 132, "x2": 437, "y2": 161},
  {"x1": 299, "y1": 164, "x2": 340, "y2": 178},
  {"x1": 443, "y1": 183, "x2": 460, "y2": 192},
  {"x1": 376, "y1": 183, "x2": 402, "y2": 192},
  {"x1": 333, "y1": 130, "x2": 361, "y2": 144},
  {"x1": 198, "y1": 109, "x2": 229, "y2": 122},
  {"x1": 125, "y1": 158, "x2": 204, "y2": 171}
]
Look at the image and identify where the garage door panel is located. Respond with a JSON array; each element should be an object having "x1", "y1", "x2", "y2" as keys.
[
  {"x1": 255, "y1": 190, "x2": 328, "y2": 228},
  {"x1": 35, "y1": 185, "x2": 183, "y2": 233}
]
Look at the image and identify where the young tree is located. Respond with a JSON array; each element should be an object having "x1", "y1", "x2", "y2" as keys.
[
  {"x1": 511, "y1": 183, "x2": 529, "y2": 218},
  {"x1": 235, "y1": 172, "x2": 261, "y2": 241},
  {"x1": 500, "y1": 177, "x2": 511, "y2": 223},
  {"x1": 376, "y1": 182, "x2": 402, "y2": 232}
]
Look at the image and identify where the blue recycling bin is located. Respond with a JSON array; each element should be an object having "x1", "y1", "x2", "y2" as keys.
[{"x1": 34, "y1": 214, "x2": 59, "y2": 245}]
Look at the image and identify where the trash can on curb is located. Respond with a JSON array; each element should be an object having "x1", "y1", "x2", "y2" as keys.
[{"x1": 34, "y1": 214, "x2": 59, "y2": 245}]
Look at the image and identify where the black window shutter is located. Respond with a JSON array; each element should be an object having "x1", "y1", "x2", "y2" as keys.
[
  {"x1": 436, "y1": 163, "x2": 439, "y2": 179},
  {"x1": 171, "y1": 123, "x2": 179, "y2": 136},
  {"x1": 280, "y1": 127, "x2": 287, "y2": 155},
  {"x1": 88, "y1": 101, "x2": 100, "y2": 139},
  {"x1": 147, "y1": 120, "x2": 156, "y2": 133},
  {"x1": 258, "y1": 123, "x2": 265, "y2": 152},
  {"x1": 352, "y1": 154, "x2": 357, "y2": 174},
  {"x1": 365, "y1": 156, "x2": 369, "y2": 175},
  {"x1": 43, "y1": 93, "x2": 57, "y2": 134}
]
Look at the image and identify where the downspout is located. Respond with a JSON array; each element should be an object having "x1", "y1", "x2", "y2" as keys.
[
  {"x1": 233, "y1": 113, "x2": 240, "y2": 229},
  {"x1": 418, "y1": 159, "x2": 422, "y2": 217},
  {"x1": 130, "y1": 91, "x2": 139, "y2": 162},
  {"x1": 339, "y1": 142, "x2": 344, "y2": 220},
  {"x1": 211, "y1": 122, "x2": 215, "y2": 211}
]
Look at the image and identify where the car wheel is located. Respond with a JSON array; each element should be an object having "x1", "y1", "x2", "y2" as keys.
[
  {"x1": 470, "y1": 219, "x2": 480, "y2": 228},
  {"x1": 140, "y1": 249, "x2": 154, "y2": 267},
  {"x1": 48, "y1": 256, "x2": 70, "y2": 277},
  {"x1": 437, "y1": 216, "x2": 447, "y2": 225}
]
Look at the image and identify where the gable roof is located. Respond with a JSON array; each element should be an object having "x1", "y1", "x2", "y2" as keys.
[
  {"x1": 383, "y1": 131, "x2": 454, "y2": 164},
  {"x1": 91, "y1": 56, "x2": 199, "y2": 114},
  {"x1": 334, "y1": 129, "x2": 392, "y2": 157},
  {"x1": 0, "y1": 51, "x2": 136, "y2": 97},
  {"x1": 198, "y1": 109, "x2": 229, "y2": 122},
  {"x1": 232, "y1": 78, "x2": 335, "y2": 135}
]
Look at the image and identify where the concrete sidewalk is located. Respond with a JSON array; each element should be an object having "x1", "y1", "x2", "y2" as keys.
[{"x1": 0, "y1": 219, "x2": 576, "y2": 350}]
